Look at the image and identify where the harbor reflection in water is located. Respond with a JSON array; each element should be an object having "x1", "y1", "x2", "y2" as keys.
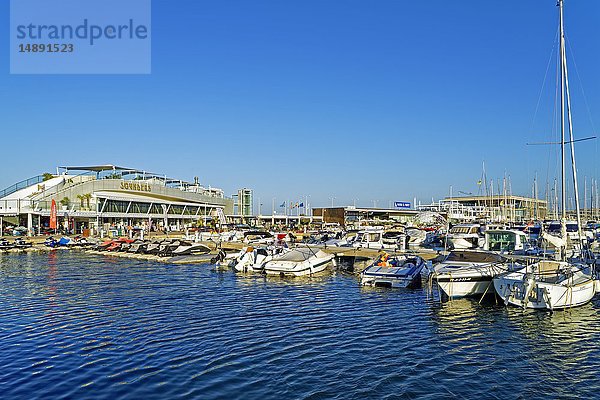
[{"x1": 0, "y1": 252, "x2": 598, "y2": 399}]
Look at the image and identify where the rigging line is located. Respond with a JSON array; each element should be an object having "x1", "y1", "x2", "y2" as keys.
[
  {"x1": 565, "y1": 35, "x2": 599, "y2": 184},
  {"x1": 530, "y1": 27, "x2": 560, "y2": 136},
  {"x1": 545, "y1": 32, "x2": 561, "y2": 204},
  {"x1": 565, "y1": 36, "x2": 598, "y2": 136},
  {"x1": 526, "y1": 136, "x2": 596, "y2": 146},
  {"x1": 530, "y1": 28, "x2": 559, "y2": 193}
]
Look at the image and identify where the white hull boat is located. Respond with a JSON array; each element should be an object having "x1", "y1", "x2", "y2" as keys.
[
  {"x1": 490, "y1": 0, "x2": 599, "y2": 311},
  {"x1": 432, "y1": 251, "x2": 521, "y2": 298},
  {"x1": 446, "y1": 224, "x2": 485, "y2": 250},
  {"x1": 263, "y1": 248, "x2": 334, "y2": 277},
  {"x1": 350, "y1": 229, "x2": 387, "y2": 250},
  {"x1": 447, "y1": 237, "x2": 479, "y2": 250},
  {"x1": 493, "y1": 261, "x2": 597, "y2": 310},
  {"x1": 232, "y1": 247, "x2": 281, "y2": 273},
  {"x1": 361, "y1": 255, "x2": 426, "y2": 288},
  {"x1": 405, "y1": 228, "x2": 428, "y2": 248}
]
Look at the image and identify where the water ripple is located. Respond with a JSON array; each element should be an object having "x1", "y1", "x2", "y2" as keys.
[{"x1": 0, "y1": 252, "x2": 599, "y2": 399}]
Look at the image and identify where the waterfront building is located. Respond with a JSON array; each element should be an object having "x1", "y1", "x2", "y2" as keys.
[
  {"x1": 418, "y1": 195, "x2": 548, "y2": 222},
  {"x1": 233, "y1": 188, "x2": 253, "y2": 218},
  {"x1": 0, "y1": 165, "x2": 234, "y2": 236},
  {"x1": 312, "y1": 206, "x2": 426, "y2": 227}
]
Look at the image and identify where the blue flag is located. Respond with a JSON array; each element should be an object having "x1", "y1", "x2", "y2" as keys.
[{"x1": 280, "y1": 202, "x2": 286, "y2": 207}]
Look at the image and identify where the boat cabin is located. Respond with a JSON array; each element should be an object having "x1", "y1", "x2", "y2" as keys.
[
  {"x1": 484, "y1": 229, "x2": 527, "y2": 252},
  {"x1": 351, "y1": 229, "x2": 384, "y2": 249},
  {"x1": 449, "y1": 224, "x2": 481, "y2": 235}
]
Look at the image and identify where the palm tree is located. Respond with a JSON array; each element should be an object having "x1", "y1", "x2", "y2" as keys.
[
  {"x1": 59, "y1": 197, "x2": 70, "y2": 208},
  {"x1": 42, "y1": 172, "x2": 54, "y2": 181},
  {"x1": 83, "y1": 193, "x2": 92, "y2": 210}
]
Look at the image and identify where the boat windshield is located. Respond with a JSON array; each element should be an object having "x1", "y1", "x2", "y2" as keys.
[
  {"x1": 360, "y1": 232, "x2": 381, "y2": 242},
  {"x1": 487, "y1": 232, "x2": 516, "y2": 252},
  {"x1": 382, "y1": 231, "x2": 403, "y2": 239},
  {"x1": 566, "y1": 223, "x2": 578, "y2": 232},
  {"x1": 450, "y1": 226, "x2": 477, "y2": 234},
  {"x1": 547, "y1": 223, "x2": 578, "y2": 233},
  {"x1": 547, "y1": 223, "x2": 561, "y2": 233},
  {"x1": 445, "y1": 251, "x2": 504, "y2": 263}
]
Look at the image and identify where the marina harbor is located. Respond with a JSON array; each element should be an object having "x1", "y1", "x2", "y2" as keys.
[{"x1": 3, "y1": 1, "x2": 600, "y2": 399}]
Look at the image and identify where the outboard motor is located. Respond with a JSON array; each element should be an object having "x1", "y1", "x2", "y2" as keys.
[{"x1": 210, "y1": 249, "x2": 227, "y2": 264}]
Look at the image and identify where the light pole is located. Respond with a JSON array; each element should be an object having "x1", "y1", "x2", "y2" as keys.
[
  {"x1": 330, "y1": 197, "x2": 335, "y2": 207},
  {"x1": 353, "y1": 198, "x2": 359, "y2": 207}
]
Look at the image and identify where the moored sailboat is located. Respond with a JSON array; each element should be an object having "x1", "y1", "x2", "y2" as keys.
[{"x1": 493, "y1": 0, "x2": 598, "y2": 310}]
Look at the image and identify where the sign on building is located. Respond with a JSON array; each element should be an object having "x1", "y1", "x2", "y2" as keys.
[{"x1": 394, "y1": 201, "x2": 411, "y2": 209}]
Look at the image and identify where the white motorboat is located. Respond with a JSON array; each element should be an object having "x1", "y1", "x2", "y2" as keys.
[
  {"x1": 350, "y1": 229, "x2": 385, "y2": 249},
  {"x1": 405, "y1": 228, "x2": 428, "y2": 248},
  {"x1": 493, "y1": 260, "x2": 596, "y2": 309},
  {"x1": 446, "y1": 224, "x2": 485, "y2": 250},
  {"x1": 360, "y1": 255, "x2": 426, "y2": 288},
  {"x1": 545, "y1": 221, "x2": 587, "y2": 250},
  {"x1": 263, "y1": 248, "x2": 334, "y2": 277},
  {"x1": 381, "y1": 230, "x2": 407, "y2": 251},
  {"x1": 432, "y1": 251, "x2": 522, "y2": 298},
  {"x1": 230, "y1": 246, "x2": 284, "y2": 273}
]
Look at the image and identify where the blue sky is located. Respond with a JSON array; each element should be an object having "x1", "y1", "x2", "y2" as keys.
[{"x1": 2, "y1": 0, "x2": 600, "y2": 211}]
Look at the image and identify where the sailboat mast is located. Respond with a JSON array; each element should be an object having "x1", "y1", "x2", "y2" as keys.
[
  {"x1": 560, "y1": 0, "x2": 584, "y2": 242},
  {"x1": 584, "y1": 177, "x2": 588, "y2": 219},
  {"x1": 534, "y1": 172, "x2": 539, "y2": 220},
  {"x1": 559, "y1": 0, "x2": 567, "y2": 222}
]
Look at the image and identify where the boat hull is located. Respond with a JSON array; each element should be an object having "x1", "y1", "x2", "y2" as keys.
[
  {"x1": 493, "y1": 271, "x2": 597, "y2": 310},
  {"x1": 435, "y1": 277, "x2": 494, "y2": 298},
  {"x1": 233, "y1": 252, "x2": 271, "y2": 273},
  {"x1": 361, "y1": 273, "x2": 422, "y2": 289},
  {"x1": 264, "y1": 255, "x2": 333, "y2": 277},
  {"x1": 431, "y1": 251, "x2": 518, "y2": 298},
  {"x1": 447, "y1": 237, "x2": 479, "y2": 250},
  {"x1": 360, "y1": 258, "x2": 425, "y2": 289}
]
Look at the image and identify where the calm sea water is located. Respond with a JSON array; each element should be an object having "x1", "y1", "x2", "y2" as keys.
[{"x1": 1, "y1": 252, "x2": 599, "y2": 399}]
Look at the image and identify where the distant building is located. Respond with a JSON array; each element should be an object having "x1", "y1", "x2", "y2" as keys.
[
  {"x1": 237, "y1": 188, "x2": 253, "y2": 217},
  {"x1": 229, "y1": 188, "x2": 253, "y2": 224},
  {"x1": 418, "y1": 195, "x2": 548, "y2": 222},
  {"x1": 0, "y1": 165, "x2": 234, "y2": 236},
  {"x1": 312, "y1": 206, "x2": 427, "y2": 227}
]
